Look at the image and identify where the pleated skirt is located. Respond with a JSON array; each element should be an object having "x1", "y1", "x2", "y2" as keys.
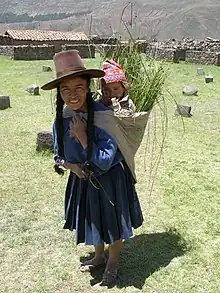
[{"x1": 63, "y1": 161, "x2": 143, "y2": 246}]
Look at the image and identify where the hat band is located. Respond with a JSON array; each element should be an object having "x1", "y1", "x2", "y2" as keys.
[{"x1": 56, "y1": 66, "x2": 87, "y2": 78}]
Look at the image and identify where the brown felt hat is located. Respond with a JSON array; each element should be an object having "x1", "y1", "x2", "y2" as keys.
[{"x1": 41, "y1": 50, "x2": 105, "y2": 90}]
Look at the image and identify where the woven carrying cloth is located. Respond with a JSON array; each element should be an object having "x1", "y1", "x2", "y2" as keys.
[{"x1": 63, "y1": 107, "x2": 150, "y2": 181}]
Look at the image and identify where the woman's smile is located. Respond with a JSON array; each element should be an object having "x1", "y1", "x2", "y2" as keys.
[{"x1": 69, "y1": 98, "x2": 80, "y2": 104}]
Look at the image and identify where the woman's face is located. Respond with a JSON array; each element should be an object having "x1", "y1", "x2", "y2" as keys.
[{"x1": 60, "y1": 76, "x2": 88, "y2": 111}]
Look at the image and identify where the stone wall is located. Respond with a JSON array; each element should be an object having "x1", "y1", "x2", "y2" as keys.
[
  {"x1": 174, "y1": 49, "x2": 186, "y2": 61},
  {"x1": 158, "y1": 37, "x2": 220, "y2": 52},
  {"x1": 90, "y1": 36, "x2": 118, "y2": 45},
  {"x1": 145, "y1": 47, "x2": 186, "y2": 62},
  {"x1": 99, "y1": 42, "x2": 154, "y2": 58},
  {"x1": 185, "y1": 50, "x2": 220, "y2": 65},
  {"x1": 0, "y1": 46, "x2": 14, "y2": 57},
  {"x1": 0, "y1": 44, "x2": 95, "y2": 60},
  {"x1": 62, "y1": 44, "x2": 95, "y2": 58},
  {"x1": 13, "y1": 45, "x2": 55, "y2": 60},
  {"x1": 100, "y1": 44, "x2": 136, "y2": 58},
  {"x1": 145, "y1": 45, "x2": 156, "y2": 59},
  {"x1": 154, "y1": 48, "x2": 175, "y2": 61},
  {"x1": 136, "y1": 41, "x2": 149, "y2": 53},
  {"x1": 100, "y1": 45, "x2": 120, "y2": 58},
  {"x1": 144, "y1": 46, "x2": 220, "y2": 65},
  {"x1": 11, "y1": 39, "x2": 89, "y2": 52},
  {"x1": 0, "y1": 35, "x2": 12, "y2": 45}
]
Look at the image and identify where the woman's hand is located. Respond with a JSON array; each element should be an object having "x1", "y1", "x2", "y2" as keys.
[
  {"x1": 69, "y1": 116, "x2": 88, "y2": 149},
  {"x1": 64, "y1": 161, "x2": 87, "y2": 179}
]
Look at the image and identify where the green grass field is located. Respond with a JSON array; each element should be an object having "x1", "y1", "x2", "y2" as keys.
[{"x1": 1, "y1": 56, "x2": 220, "y2": 293}]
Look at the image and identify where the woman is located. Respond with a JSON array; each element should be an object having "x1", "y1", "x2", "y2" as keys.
[{"x1": 42, "y1": 50, "x2": 143, "y2": 286}]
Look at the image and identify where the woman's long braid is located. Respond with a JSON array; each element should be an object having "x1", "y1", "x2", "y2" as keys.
[
  {"x1": 86, "y1": 89, "x2": 94, "y2": 165},
  {"x1": 54, "y1": 81, "x2": 94, "y2": 174},
  {"x1": 54, "y1": 88, "x2": 65, "y2": 175}
]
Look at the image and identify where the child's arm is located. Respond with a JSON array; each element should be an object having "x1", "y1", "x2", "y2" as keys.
[{"x1": 128, "y1": 98, "x2": 136, "y2": 112}]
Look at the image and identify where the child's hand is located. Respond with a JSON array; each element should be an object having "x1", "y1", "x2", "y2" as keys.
[
  {"x1": 111, "y1": 98, "x2": 121, "y2": 112},
  {"x1": 111, "y1": 97, "x2": 120, "y2": 104}
]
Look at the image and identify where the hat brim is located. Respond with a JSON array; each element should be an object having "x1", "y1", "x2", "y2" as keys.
[{"x1": 41, "y1": 69, "x2": 105, "y2": 91}]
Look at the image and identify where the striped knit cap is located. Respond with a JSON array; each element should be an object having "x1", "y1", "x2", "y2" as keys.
[{"x1": 101, "y1": 60, "x2": 127, "y2": 84}]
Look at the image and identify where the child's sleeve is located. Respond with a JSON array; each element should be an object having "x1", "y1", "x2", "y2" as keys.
[
  {"x1": 129, "y1": 98, "x2": 136, "y2": 112},
  {"x1": 82, "y1": 128, "x2": 118, "y2": 171}
]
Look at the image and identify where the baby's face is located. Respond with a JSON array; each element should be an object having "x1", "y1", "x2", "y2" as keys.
[{"x1": 102, "y1": 82, "x2": 125, "y2": 101}]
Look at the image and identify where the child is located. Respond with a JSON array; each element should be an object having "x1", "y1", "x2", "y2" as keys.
[
  {"x1": 97, "y1": 60, "x2": 136, "y2": 116},
  {"x1": 41, "y1": 50, "x2": 143, "y2": 287}
]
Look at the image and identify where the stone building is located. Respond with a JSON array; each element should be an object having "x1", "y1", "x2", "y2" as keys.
[{"x1": 0, "y1": 29, "x2": 89, "y2": 52}]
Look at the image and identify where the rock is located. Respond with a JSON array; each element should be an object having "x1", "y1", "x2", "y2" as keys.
[
  {"x1": 140, "y1": 53, "x2": 147, "y2": 59},
  {"x1": 205, "y1": 76, "x2": 213, "y2": 83},
  {"x1": 197, "y1": 68, "x2": 204, "y2": 75},
  {"x1": 0, "y1": 95, "x2": 11, "y2": 110},
  {"x1": 25, "y1": 85, "x2": 40, "y2": 95},
  {"x1": 175, "y1": 104, "x2": 192, "y2": 117},
  {"x1": 182, "y1": 86, "x2": 198, "y2": 96},
  {"x1": 42, "y1": 65, "x2": 52, "y2": 72},
  {"x1": 36, "y1": 131, "x2": 53, "y2": 152}
]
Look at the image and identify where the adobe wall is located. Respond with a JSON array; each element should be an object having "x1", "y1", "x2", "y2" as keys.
[
  {"x1": 185, "y1": 50, "x2": 220, "y2": 65},
  {"x1": 62, "y1": 44, "x2": 95, "y2": 58},
  {"x1": 0, "y1": 46, "x2": 14, "y2": 57},
  {"x1": 13, "y1": 45, "x2": 55, "y2": 60}
]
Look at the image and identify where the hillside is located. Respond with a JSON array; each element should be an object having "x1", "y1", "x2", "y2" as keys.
[{"x1": 1, "y1": 0, "x2": 220, "y2": 40}]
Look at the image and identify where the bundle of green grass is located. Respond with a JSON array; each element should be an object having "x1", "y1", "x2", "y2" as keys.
[{"x1": 100, "y1": 41, "x2": 168, "y2": 112}]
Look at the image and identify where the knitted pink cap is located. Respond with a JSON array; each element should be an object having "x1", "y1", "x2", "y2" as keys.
[{"x1": 101, "y1": 60, "x2": 127, "y2": 84}]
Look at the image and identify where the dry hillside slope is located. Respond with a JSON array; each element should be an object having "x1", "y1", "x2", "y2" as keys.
[{"x1": 0, "y1": 0, "x2": 220, "y2": 39}]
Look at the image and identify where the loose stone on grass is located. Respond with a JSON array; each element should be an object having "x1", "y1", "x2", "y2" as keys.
[
  {"x1": 182, "y1": 86, "x2": 198, "y2": 96},
  {"x1": 0, "y1": 95, "x2": 11, "y2": 110},
  {"x1": 205, "y1": 76, "x2": 213, "y2": 83},
  {"x1": 42, "y1": 65, "x2": 52, "y2": 72},
  {"x1": 25, "y1": 85, "x2": 40, "y2": 95},
  {"x1": 197, "y1": 68, "x2": 205, "y2": 75},
  {"x1": 36, "y1": 131, "x2": 53, "y2": 152},
  {"x1": 175, "y1": 104, "x2": 192, "y2": 117}
]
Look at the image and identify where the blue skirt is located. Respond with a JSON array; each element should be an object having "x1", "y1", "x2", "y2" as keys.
[{"x1": 63, "y1": 161, "x2": 143, "y2": 246}]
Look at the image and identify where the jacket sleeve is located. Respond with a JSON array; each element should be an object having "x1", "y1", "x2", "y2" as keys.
[
  {"x1": 82, "y1": 127, "x2": 118, "y2": 171},
  {"x1": 52, "y1": 121, "x2": 59, "y2": 163}
]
